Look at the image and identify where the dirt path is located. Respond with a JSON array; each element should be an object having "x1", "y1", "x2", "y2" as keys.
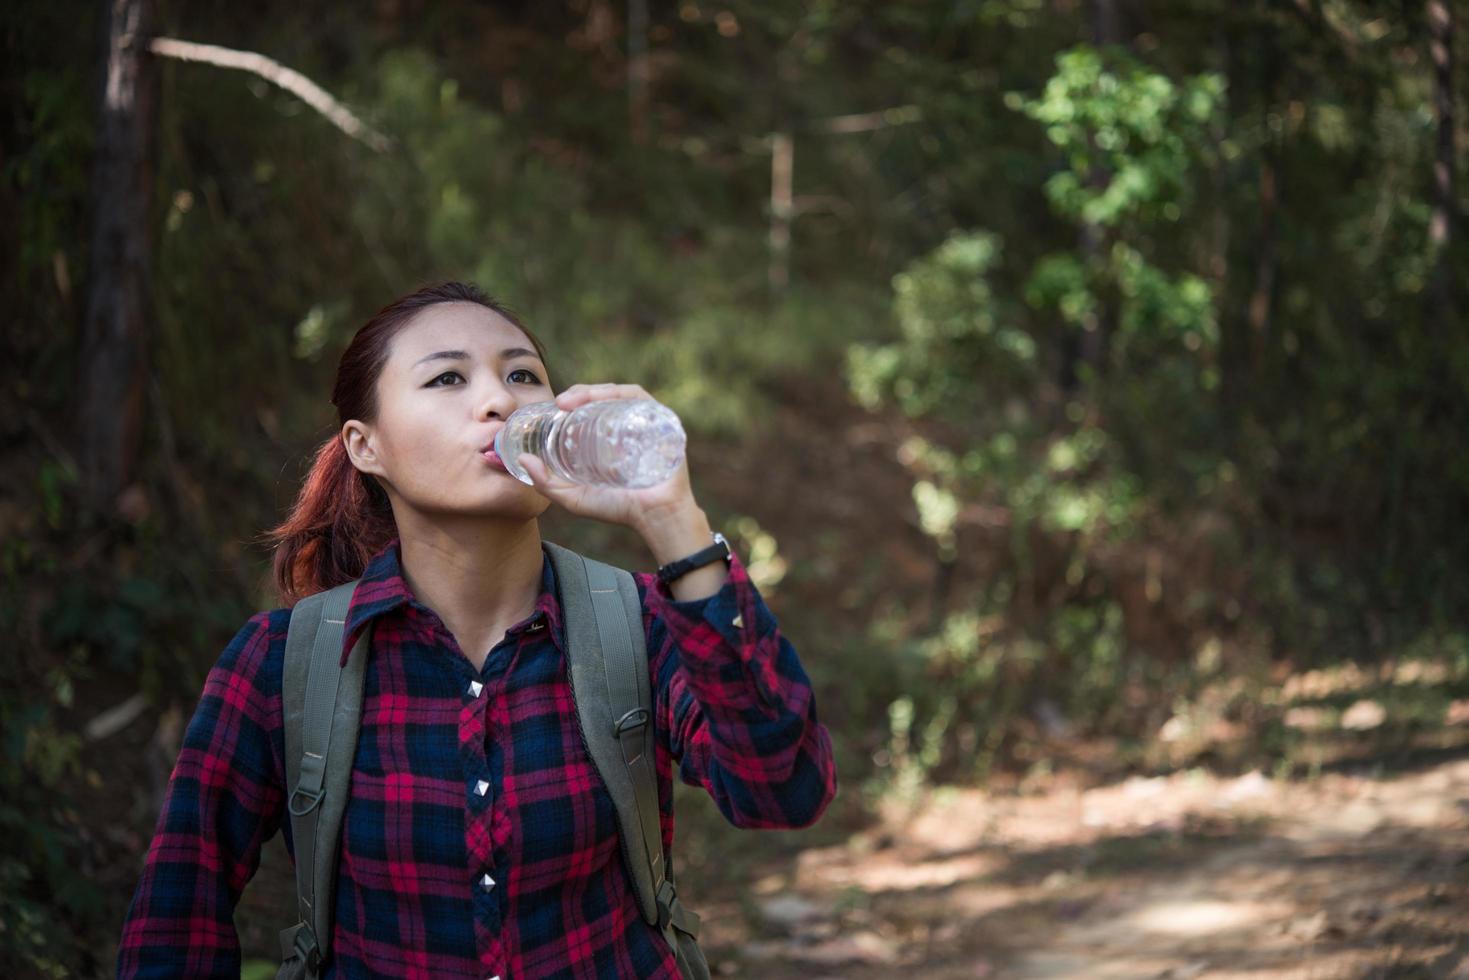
[{"x1": 702, "y1": 754, "x2": 1469, "y2": 979}]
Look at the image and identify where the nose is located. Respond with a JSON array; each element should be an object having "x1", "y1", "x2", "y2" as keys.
[{"x1": 477, "y1": 380, "x2": 520, "y2": 421}]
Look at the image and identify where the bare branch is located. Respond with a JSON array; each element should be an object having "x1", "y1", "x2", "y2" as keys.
[
  {"x1": 85, "y1": 692, "x2": 149, "y2": 741},
  {"x1": 148, "y1": 36, "x2": 391, "y2": 152},
  {"x1": 815, "y1": 105, "x2": 922, "y2": 135}
]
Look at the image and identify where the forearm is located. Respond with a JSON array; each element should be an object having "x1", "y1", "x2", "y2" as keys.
[
  {"x1": 636, "y1": 502, "x2": 728, "y2": 603},
  {"x1": 643, "y1": 550, "x2": 838, "y2": 829}
]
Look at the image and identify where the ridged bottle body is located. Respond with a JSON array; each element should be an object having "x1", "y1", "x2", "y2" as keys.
[{"x1": 494, "y1": 398, "x2": 687, "y2": 488}]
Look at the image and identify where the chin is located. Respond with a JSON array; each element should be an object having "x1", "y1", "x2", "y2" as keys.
[
  {"x1": 473, "y1": 490, "x2": 552, "y2": 521},
  {"x1": 409, "y1": 486, "x2": 549, "y2": 522}
]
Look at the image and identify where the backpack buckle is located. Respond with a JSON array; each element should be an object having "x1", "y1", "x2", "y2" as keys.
[
  {"x1": 292, "y1": 923, "x2": 322, "y2": 971},
  {"x1": 655, "y1": 878, "x2": 677, "y2": 931},
  {"x1": 288, "y1": 785, "x2": 325, "y2": 817},
  {"x1": 614, "y1": 707, "x2": 649, "y2": 736},
  {"x1": 289, "y1": 751, "x2": 329, "y2": 816},
  {"x1": 614, "y1": 707, "x2": 650, "y2": 765}
]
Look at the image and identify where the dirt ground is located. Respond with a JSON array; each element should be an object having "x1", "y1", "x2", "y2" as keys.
[{"x1": 685, "y1": 751, "x2": 1469, "y2": 979}]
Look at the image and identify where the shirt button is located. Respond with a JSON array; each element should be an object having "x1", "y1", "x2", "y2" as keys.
[
  {"x1": 732, "y1": 613, "x2": 744, "y2": 628},
  {"x1": 480, "y1": 873, "x2": 496, "y2": 891},
  {"x1": 467, "y1": 680, "x2": 484, "y2": 698},
  {"x1": 474, "y1": 779, "x2": 490, "y2": 797}
]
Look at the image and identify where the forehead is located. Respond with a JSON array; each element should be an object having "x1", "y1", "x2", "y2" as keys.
[{"x1": 387, "y1": 302, "x2": 538, "y2": 368}]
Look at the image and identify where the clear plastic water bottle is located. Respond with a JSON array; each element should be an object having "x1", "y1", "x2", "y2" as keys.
[{"x1": 494, "y1": 397, "x2": 687, "y2": 488}]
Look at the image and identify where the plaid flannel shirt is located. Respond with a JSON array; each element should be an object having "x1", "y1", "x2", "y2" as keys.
[{"x1": 117, "y1": 536, "x2": 837, "y2": 978}]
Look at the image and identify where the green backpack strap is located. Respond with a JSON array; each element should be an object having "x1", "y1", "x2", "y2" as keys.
[
  {"x1": 544, "y1": 542, "x2": 707, "y2": 979},
  {"x1": 277, "y1": 579, "x2": 370, "y2": 980}
]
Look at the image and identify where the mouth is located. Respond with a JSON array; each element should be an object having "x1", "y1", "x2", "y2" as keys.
[{"x1": 479, "y1": 429, "x2": 508, "y2": 470}]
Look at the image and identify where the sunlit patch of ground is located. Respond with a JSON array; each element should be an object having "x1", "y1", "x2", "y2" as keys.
[{"x1": 700, "y1": 756, "x2": 1469, "y2": 979}]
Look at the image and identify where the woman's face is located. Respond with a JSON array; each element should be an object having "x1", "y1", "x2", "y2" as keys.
[{"x1": 343, "y1": 302, "x2": 554, "y2": 521}]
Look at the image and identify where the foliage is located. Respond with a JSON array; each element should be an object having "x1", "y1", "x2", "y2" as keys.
[
  {"x1": 846, "y1": 22, "x2": 1467, "y2": 792},
  {"x1": 1012, "y1": 46, "x2": 1225, "y2": 226}
]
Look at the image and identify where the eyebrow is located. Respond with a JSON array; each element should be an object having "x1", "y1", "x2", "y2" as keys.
[{"x1": 412, "y1": 347, "x2": 543, "y2": 369}]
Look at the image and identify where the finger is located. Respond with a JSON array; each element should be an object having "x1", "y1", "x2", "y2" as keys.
[
  {"x1": 555, "y1": 382, "x2": 623, "y2": 411},
  {"x1": 520, "y1": 454, "x2": 550, "y2": 487},
  {"x1": 523, "y1": 453, "x2": 576, "y2": 492},
  {"x1": 552, "y1": 382, "x2": 646, "y2": 411}
]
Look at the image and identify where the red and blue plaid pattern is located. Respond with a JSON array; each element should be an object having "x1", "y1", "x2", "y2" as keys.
[{"x1": 117, "y1": 537, "x2": 837, "y2": 978}]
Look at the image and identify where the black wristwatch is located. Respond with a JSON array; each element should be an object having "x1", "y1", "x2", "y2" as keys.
[{"x1": 656, "y1": 532, "x2": 732, "y2": 584}]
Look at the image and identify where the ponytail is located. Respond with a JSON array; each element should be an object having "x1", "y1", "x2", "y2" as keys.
[{"x1": 265, "y1": 432, "x2": 395, "y2": 607}]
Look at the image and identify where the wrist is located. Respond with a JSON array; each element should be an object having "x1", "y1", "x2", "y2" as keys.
[{"x1": 637, "y1": 503, "x2": 713, "y2": 567}]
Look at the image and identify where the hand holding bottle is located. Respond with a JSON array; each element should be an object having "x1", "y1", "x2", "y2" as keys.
[{"x1": 506, "y1": 383, "x2": 699, "y2": 534}]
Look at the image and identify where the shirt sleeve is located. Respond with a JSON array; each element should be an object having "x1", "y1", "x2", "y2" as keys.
[
  {"x1": 116, "y1": 610, "x2": 287, "y2": 978},
  {"x1": 638, "y1": 551, "x2": 838, "y2": 830}
]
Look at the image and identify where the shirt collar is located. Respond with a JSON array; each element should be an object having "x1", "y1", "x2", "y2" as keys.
[{"x1": 339, "y1": 537, "x2": 565, "y2": 666}]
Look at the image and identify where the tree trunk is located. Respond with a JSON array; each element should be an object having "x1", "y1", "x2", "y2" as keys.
[
  {"x1": 1246, "y1": 0, "x2": 1280, "y2": 385},
  {"x1": 767, "y1": 131, "x2": 793, "y2": 295},
  {"x1": 1087, "y1": 0, "x2": 1120, "y2": 51},
  {"x1": 1428, "y1": 0, "x2": 1455, "y2": 329},
  {"x1": 627, "y1": 0, "x2": 650, "y2": 143},
  {"x1": 1247, "y1": 154, "x2": 1278, "y2": 375},
  {"x1": 1062, "y1": 0, "x2": 1123, "y2": 394},
  {"x1": 77, "y1": 0, "x2": 158, "y2": 513},
  {"x1": 1215, "y1": 23, "x2": 1242, "y2": 427}
]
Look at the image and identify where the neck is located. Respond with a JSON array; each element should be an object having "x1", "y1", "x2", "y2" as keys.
[{"x1": 393, "y1": 512, "x2": 546, "y2": 651}]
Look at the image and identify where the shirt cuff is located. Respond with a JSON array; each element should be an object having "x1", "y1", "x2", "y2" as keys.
[
  {"x1": 654, "y1": 550, "x2": 763, "y2": 637},
  {"x1": 650, "y1": 550, "x2": 786, "y2": 712}
]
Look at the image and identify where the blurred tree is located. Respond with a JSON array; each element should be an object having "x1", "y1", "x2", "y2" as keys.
[
  {"x1": 1427, "y1": 0, "x2": 1454, "y2": 328},
  {"x1": 76, "y1": 0, "x2": 157, "y2": 513}
]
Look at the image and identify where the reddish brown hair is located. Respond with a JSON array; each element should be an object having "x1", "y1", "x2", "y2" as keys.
[{"x1": 263, "y1": 281, "x2": 549, "y2": 606}]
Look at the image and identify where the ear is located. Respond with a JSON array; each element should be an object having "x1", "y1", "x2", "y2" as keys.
[{"x1": 342, "y1": 420, "x2": 386, "y2": 478}]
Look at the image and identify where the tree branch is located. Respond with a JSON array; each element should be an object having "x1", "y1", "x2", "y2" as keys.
[
  {"x1": 814, "y1": 105, "x2": 922, "y2": 135},
  {"x1": 148, "y1": 36, "x2": 391, "y2": 152}
]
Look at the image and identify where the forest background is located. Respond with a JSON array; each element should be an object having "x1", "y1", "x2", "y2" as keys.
[{"x1": 3, "y1": 0, "x2": 1467, "y2": 975}]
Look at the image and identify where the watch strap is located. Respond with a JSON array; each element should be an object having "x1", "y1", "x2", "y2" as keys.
[{"x1": 655, "y1": 532, "x2": 731, "y2": 584}]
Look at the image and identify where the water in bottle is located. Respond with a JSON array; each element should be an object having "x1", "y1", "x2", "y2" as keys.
[{"x1": 494, "y1": 397, "x2": 687, "y2": 488}]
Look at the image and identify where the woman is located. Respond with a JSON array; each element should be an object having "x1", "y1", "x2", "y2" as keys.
[{"x1": 116, "y1": 281, "x2": 838, "y2": 978}]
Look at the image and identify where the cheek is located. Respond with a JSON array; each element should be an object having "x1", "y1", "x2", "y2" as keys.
[{"x1": 379, "y1": 407, "x2": 454, "y2": 477}]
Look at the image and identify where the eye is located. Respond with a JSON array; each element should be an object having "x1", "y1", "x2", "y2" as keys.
[{"x1": 425, "y1": 368, "x2": 542, "y2": 388}]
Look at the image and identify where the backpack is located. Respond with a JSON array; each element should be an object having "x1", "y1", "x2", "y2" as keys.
[{"x1": 274, "y1": 541, "x2": 708, "y2": 980}]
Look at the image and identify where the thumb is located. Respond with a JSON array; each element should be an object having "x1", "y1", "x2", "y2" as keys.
[{"x1": 519, "y1": 453, "x2": 562, "y2": 493}]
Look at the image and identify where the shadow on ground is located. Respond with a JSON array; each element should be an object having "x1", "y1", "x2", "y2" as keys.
[{"x1": 680, "y1": 749, "x2": 1469, "y2": 979}]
